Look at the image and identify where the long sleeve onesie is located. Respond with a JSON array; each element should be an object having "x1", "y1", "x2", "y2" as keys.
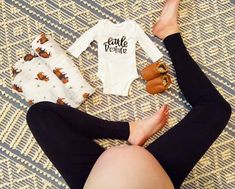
[{"x1": 68, "y1": 19, "x2": 163, "y2": 96}]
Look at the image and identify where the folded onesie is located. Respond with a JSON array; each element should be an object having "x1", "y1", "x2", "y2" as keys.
[
  {"x1": 68, "y1": 19, "x2": 163, "y2": 96},
  {"x1": 11, "y1": 33, "x2": 95, "y2": 108}
]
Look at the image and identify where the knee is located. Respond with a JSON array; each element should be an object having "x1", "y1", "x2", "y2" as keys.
[
  {"x1": 209, "y1": 99, "x2": 232, "y2": 127},
  {"x1": 217, "y1": 100, "x2": 232, "y2": 120},
  {"x1": 26, "y1": 101, "x2": 55, "y2": 124}
]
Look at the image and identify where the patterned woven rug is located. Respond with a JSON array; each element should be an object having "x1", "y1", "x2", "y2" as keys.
[{"x1": 0, "y1": 0, "x2": 234, "y2": 188}]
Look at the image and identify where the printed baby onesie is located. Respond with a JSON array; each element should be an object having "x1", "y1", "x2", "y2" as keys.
[
  {"x1": 12, "y1": 33, "x2": 95, "y2": 108},
  {"x1": 67, "y1": 19, "x2": 163, "y2": 96}
]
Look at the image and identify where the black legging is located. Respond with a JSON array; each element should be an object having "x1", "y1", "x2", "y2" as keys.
[{"x1": 26, "y1": 33, "x2": 232, "y2": 189}]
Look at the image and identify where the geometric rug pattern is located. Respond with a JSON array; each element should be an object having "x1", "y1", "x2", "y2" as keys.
[{"x1": 0, "y1": 0, "x2": 234, "y2": 188}]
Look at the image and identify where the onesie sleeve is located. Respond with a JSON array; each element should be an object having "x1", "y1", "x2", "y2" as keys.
[
  {"x1": 67, "y1": 21, "x2": 101, "y2": 58},
  {"x1": 135, "y1": 22, "x2": 163, "y2": 62}
]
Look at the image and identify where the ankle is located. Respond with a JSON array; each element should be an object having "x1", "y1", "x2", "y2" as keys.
[
  {"x1": 152, "y1": 0, "x2": 180, "y2": 40},
  {"x1": 153, "y1": 23, "x2": 179, "y2": 40},
  {"x1": 163, "y1": 26, "x2": 180, "y2": 40}
]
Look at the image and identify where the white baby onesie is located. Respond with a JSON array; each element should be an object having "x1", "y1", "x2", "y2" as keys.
[{"x1": 68, "y1": 19, "x2": 163, "y2": 96}]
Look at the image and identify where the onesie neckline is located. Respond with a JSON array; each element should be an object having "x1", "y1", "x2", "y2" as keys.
[{"x1": 105, "y1": 19, "x2": 131, "y2": 28}]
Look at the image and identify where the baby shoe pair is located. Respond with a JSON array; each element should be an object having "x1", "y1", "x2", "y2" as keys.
[{"x1": 141, "y1": 61, "x2": 171, "y2": 94}]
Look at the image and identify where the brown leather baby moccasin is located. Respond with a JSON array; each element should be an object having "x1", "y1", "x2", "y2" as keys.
[
  {"x1": 141, "y1": 61, "x2": 168, "y2": 81},
  {"x1": 146, "y1": 74, "x2": 172, "y2": 95}
]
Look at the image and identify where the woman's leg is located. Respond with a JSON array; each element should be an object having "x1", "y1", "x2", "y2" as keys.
[
  {"x1": 146, "y1": 33, "x2": 231, "y2": 188},
  {"x1": 146, "y1": 1, "x2": 232, "y2": 188},
  {"x1": 28, "y1": 101, "x2": 130, "y2": 139},
  {"x1": 26, "y1": 101, "x2": 132, "y2": 189},
  {"x1": 26, "y1": 101, "x2": 168, "y2": 188}
]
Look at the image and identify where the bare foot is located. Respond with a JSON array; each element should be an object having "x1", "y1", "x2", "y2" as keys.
[
  {"x1": 153, "y1": 0, "x2": 180, "y2": 40},
  {"x1": 128, "y1": 104, "x2": 169, "y2": 146}
]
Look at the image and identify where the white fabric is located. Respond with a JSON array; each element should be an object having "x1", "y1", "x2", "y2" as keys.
[
  {"x1": 12, "y1": 33, "x2": 95, "y2": 108},
  {"x1": 68, "y1": 19, "x2": 163, "y2": 96}
]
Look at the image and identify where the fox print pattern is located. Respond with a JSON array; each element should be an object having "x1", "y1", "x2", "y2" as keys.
[
  {"x1": 12, "y1": 84, "x2": 23, "y2": 92},
  {"x1": 53, "y1": 68, "x2": 69, "y2": 84},
  {"x1": 11, "y1": 32, "x2": 95, "y2": 108},
  {"x1": 35, "y1": 72, "x2": 49, "y2": 81},
  {"x1": 28, "y1": 100, "x2": 34, "y2": 105},
  {"x1": 56, "y1": 98, "x2": 68, "y2": 105},
  {"x1": 36, "y1": 47, "x2": 51, "y2": 58},
  {"x1": 24, "y1": 54, "x2": 38, "y2": 61},
  {"x1": 11, "y1": 66, "x2": 21, "y2": 77},
  {"x1": 37, "y1": 32, "x2": 49, "y2": 44}
]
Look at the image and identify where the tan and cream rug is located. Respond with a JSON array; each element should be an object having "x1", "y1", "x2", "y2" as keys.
[{"x1": 0, "y1": 0, "x2": 234, "y2": 188}]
